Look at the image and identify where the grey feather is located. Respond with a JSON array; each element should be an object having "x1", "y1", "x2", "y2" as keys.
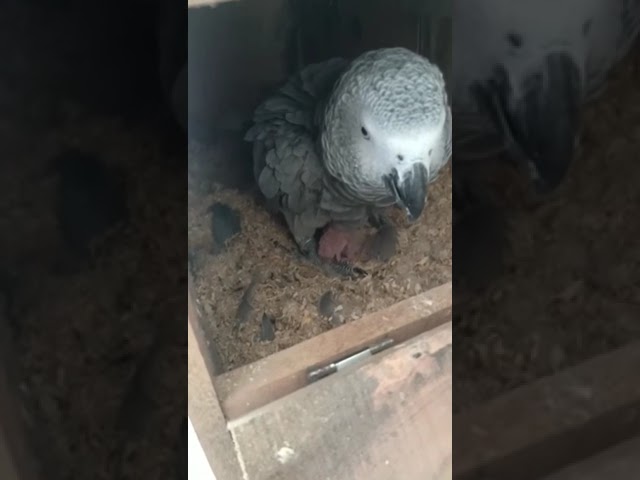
[{"x1": 258, "y1": 167, "x2": 280, "y2": 199}]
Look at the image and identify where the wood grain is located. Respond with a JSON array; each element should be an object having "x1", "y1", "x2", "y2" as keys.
[
  {"x1": 453, "y1": 341, "x2": 640, "y2": 480},
  {"x1": 216, "y1": 282, "x2": 452, "y2": 420},
  {"x1": 188, "y1": 289, "x2": 244, "y2": 480},
  {"x1": 229, "y1": 322, "x2": 452, "y2": 480}
]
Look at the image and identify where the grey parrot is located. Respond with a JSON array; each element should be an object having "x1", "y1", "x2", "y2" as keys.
[
  {"x1": 453, "y1": 0, "x2": 640, "y2": 194},
  {"x1": 245, "y1": 47, "x2": 451, "y2": 276}
]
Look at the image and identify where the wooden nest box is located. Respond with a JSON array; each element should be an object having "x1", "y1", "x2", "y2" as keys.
[
  {"x1": 187, "y1": 1, "x2": 453, "y2": 478},
  {"x1": 189, "y1": 280, "x2": 453, "y2": 479}
]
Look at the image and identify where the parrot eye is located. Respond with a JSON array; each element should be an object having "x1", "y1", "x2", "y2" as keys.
[
  {"x1": 361, "y1": 126, "x2": 369, "y2": 138},
  {"x1": 397, "y1": 155, "x2": 404, "y2": 162}
]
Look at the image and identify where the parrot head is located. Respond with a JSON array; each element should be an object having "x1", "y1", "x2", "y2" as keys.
[
  {"x1": 477, "y1": 52, "x2": 583, "y2": 192},
  {"x1": 322, "y1": 48, "x2": 449, "y2": 222}
]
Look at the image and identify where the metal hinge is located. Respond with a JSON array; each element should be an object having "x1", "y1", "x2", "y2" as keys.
[{"x1": 307, "y1": 338, "x2": 395, "y2": 383}]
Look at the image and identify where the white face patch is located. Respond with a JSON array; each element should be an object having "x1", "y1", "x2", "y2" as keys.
[
  {"x1": 387, "y1": 128, "x2": 440, "y2": 163},
  {"x1": 355, "y1": 126, "x2": 441, "y2": 188},
  {"x1": 356, "y1": 112, "x2": 443, "y2": 179}
]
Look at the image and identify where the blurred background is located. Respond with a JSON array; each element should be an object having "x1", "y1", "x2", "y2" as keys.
[{"x1": 0, "y1": 0, "x2": 186, "y2": 478}]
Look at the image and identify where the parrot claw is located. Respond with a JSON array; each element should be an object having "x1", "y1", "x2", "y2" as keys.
[
  {"x1": 298, "y1": 238, "x2": 367, "y2": 279},
  {"x1": 332, "y1": 261, "x2": 368, "y2": 278},
  {"x1": 368, "y1": 212, "x2": 391, "y2": 230}
]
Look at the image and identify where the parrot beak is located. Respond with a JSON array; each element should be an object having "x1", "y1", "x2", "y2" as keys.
[
  {"x1": 501, "y1": 52, "x2": 582, "y2": 192},
  {"x1": 385, "y1": 163, "x2": 428, "y2": 222}
]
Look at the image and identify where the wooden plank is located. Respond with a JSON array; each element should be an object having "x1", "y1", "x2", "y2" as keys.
[
  {"x1": 187, "y1": 0, "x2": 290, "y2": 143},
  {"x1": 188, "y1": 289, "x2": 244, "y2": 480},
  {"x1": 542, "y1": 435, "x2": 640, "y2": 480},
  {"x1": 216, "y1": 282, "x2": 452, "y2": 420},
  {"x1": 453, "y1": 341, "x2": 640, "y2": 480},
  {"x1": 228, "y1": 322, "x2": 452, "y2": 480},
  {"x1": 188, "y1": 273, "x2": 224, "y2": 375}
]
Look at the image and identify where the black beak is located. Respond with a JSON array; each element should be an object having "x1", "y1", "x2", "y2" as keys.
[
  {"x1": 479, "y1": 53, "x2": 582, "y2": 192},
  {"x1": 384, "y1": 163, "x2": 428, "y2": 222}
]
